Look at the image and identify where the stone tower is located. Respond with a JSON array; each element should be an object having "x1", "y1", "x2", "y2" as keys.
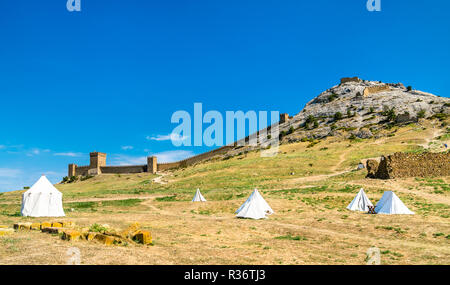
[
  {"x1": 280, "y1": 113, "x2": 290, "y2": 124},
  {"x1": 147, "y1": 156, "x2": 157, "y2": 174},
  {"x1": 89, "y1": 152, "x2": 107, "y2": 174},
  {"x1": 68, "y1": 164, "x2": 77, "y2": 177}
]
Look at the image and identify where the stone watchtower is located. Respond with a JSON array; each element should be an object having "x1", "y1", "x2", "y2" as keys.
[
  {"x1": 147, "y1": 156, "x2": 157, "y2": 174},
  {"x1": 280, "y1": 113, "x2": 290, "y2": 124},
  {"x1": 89, "y1": 152, "x2": 107, "y2": 175}
]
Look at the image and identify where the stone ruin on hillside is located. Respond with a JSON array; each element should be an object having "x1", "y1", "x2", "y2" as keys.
[{"x1": 366, "y1": 152, "x2": 450, "y2": 179}]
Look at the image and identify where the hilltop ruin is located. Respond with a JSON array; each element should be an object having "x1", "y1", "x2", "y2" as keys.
[{"x1": 366, "y1": 152, "x2": 450, "y2": 179}]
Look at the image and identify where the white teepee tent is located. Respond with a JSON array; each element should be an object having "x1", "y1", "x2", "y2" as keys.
[
  {"x1": 347, "y1": 188, "x2": 373, "y2": 212},
  {"x1": 21, "y1": 175, "x2": 65, "y2": 217},
  {"x1": 375, "y1": 191, "x2": 414, "y2": 215},
  {"x1": 235, "y1": 189, "x2": 274, "y2": 219},
  {"x1": 192, "y1": 188, "x2": 207, "y2": 202}
]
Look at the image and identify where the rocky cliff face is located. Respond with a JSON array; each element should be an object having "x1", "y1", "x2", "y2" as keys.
[{"x1": 276, "y1": 78, "x2": 449, "y2": 142}]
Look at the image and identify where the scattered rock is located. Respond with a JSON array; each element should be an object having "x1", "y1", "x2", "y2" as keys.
[
  {"x1": 13, "y1": 223, "x2": 32, "y2": 230},
  {"x1": 133, "y1": 230, "x2": 152, "y2": 245},
  {"x1": 30, "y1": 223, "x2": 41, "y2": 230},
  {"x1": 51, "y1": 222, "x2": 63, "y2": 228},
  {"x1": 42, "y1": 227, "x2": 66, "y2": 234},
  {"x1": 0, "y1": 228, "x2": 14, "y2": 236},
  {"x1": 94, "y1": 233, "x2": 116, "y2": 246},
  {"x1": 40, "y1": 222, "x2": 52, "y2": 230},
  {"x1": 61, "y1": 230, "x2": 82, "y2": 241}
]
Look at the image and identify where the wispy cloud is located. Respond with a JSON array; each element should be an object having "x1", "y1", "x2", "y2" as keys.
[
  {"x1": 0, "y1": 168, "x2": 22, "y2": 178},
  {"x1": 146, "y1": 133, "x2": 189, "y2": 142},
  {"x1": 26, "y1": 148, "x2": 51, "y2": 157},
  {"x1": 154, "y1": 150, "x2": 194, "y2": 163},
  {"x1": 121, "y1": 146, "x2": 134, "y2": 150},
  {"x1": 53, "y1": 152, "x2": 83, "y2": 157}
]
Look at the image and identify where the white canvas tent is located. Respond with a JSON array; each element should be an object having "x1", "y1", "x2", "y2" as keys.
[
  {"x1": 235, "y1": 189, "x2": 274, "y2": 219},
  {"x1": 192, "y1": 188, "x2": 207, "y2": 202},
  {"x1": 21, "y1": 175, "x2": 65, "y2": 217},
  {"x1": 347, "y1": 188, "x2": 373, "y2": 212},
  {"x1": 375, "y1": 191, "x2": 414, "y2": 215}
]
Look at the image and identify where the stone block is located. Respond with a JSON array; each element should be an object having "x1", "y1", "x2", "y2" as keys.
[
  {"x1": 61, "y1": 221, "x2": 75, "y2": 228},
  {"x1": 30, "y1": 223, "x2": 41, "y2": 230},
  {"x1": 133, "y1": 230, "x2": 152, "y2": 245},
  {"x1": 85, "y1": 232, "x2": 97, "y2": 241},
  {"x1": 40, "y1": 222, "x2": 52, "y2": 230},
  {"x1": 0, "y1": 228, "x2": 15, "y2": 236},
  {"x1": 42, "y1": 227, "x2": 65, "y2": 234},
  {"x1": 52, "y1": 222, "x2": 63, "y2": 228},
  {"x1": 94, "y1": 233, "x2": 115, "y2": 246},
  {"x1": 62, "y1": 230, "x2": 81, "y2": 241},
  {"x1": 13, "y1": 223, "x2": 32, "y2": 230}
]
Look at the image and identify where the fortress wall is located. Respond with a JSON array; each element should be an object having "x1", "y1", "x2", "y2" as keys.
[
  {"x1": 363, "y1": 85, "x2": 391, "y2": 96},
  {"x1": 74, "y1": 166, "x2": 90, "y2": 176},
  {"x1": 366, "y1": 152, "x2": 450, "y2": 179},
  {"x1": 157, "y1": 145, "x2": 235, "y2": 171},
  {"x1": 157, "y1": 162, "x2": 182, "y2": 171},
  {"x1": 100, "y1": 165, "x2": 147, "y2": 174}
]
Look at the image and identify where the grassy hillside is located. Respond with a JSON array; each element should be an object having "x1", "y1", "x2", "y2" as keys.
[{"x1": 1, "y1": 119, "x2": 449, "y2": 265}]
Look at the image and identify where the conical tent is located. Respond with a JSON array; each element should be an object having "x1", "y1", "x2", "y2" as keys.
[
  {"x1": 347, "y1": 188, "x2": 373, "y2": 212},
  {"x1": 375, "y1": 191, "x2": 414, "y2": 215},
  {"x1": 21, "y1": 175, "x2": 65, "y2": 217},
  {"x1": 235, "y1": 189, "x2": 274, "y2": 219},
  {"x1": 192, "y1": 188, "x2": 207, "y2": 202}
]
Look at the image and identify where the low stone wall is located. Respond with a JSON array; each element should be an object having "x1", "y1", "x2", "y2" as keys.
[
  {"x1": 100, "y1": 165, "x2": 147, "y2": 174},
  {"x1": 363, "y1": 85, "x2": 391, "y2": 96},
  {"x1": 366, "y1": 152, "x2": 450, "y2": 179}
]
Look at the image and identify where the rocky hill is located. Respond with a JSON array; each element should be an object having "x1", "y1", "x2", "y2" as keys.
[{"x1": 271, "y1": 77, "x2": 449, "y2": 144}]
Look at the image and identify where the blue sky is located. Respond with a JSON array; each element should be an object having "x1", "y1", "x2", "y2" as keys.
[{"x1": 0, "y1": 0, "x2": 449, "y2": 191}]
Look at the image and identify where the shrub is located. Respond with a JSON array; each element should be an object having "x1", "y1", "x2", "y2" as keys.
[
  {"x1": 328, "y1": 93, "x2": 338, "y2": 102},
  {"x1": 334, "y1": 112, "x2": 343, "y2": 121},
  {"x1": 417, "y1": 109, "x2": 426, "y2": 119},
  {"x1": 406, "y1": 86, "x2": 412, "y2": 91},
  {"x1": 369, "y1": 107, "x2": 375, "y2": 114},
  {"x1": 80, "y1": 175, "x2": 94, "y2": 181},
  {"x1": 382, "y1": 108, "x2": 397, "y2": 122},
  {"x1": 89, "y1": 223, "x2": 109, "y2": 233}
]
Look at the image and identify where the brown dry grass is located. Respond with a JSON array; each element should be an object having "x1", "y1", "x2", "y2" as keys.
[{"x1": 0, "y1": 119, "x2": 449, "y2": 265}]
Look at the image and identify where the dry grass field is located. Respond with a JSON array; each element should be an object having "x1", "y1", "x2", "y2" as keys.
[{"x1": 1, "y1": 120, "x2": 449, "y2": 265}]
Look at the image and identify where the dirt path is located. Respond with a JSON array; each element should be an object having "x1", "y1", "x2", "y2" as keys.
[{"x1": 152, "y1": 172, "x2": 169, "y2": 184}]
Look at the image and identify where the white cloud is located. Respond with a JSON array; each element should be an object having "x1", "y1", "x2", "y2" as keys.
[
  {"x1": 154, "y1": 150, "x2": 195, "y2": 163},
  {"x1": 121, "y1": 146, "x2": 134, "y2": 150},
  {"x1": 146, "y1": 133, "x2": 189, "y2": 142},
  {"x1": 26, "y1": 148, "x2": 51, "y2": 156},
  {"x1": 0, "y1": 168, "x2": 22, "y2": 178},
  {"x1": 54, "y1": 152, "x2": 82, "y2": 157}
]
